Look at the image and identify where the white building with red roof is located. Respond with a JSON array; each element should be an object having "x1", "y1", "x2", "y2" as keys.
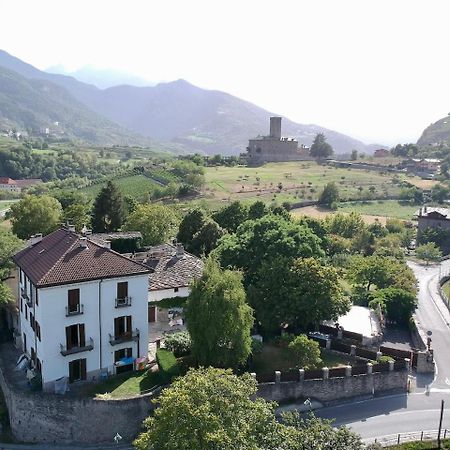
[{"x1": 13, "y1": 226, "x2": 150, "y2": 392}]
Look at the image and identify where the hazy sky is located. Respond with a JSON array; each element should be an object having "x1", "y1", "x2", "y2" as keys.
[{"x1": 2, "y1": 0, "x2": 450, "y2": 145}]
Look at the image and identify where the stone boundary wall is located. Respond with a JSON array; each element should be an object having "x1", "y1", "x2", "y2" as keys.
[
  {"x1": 256, "y1": 368, "x2": 408, "y2": 405},
  {"x1": 0, "y1": 364, "x2": 160, "y2": 444}
]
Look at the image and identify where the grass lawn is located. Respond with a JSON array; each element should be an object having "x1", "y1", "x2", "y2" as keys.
[
  {"x1": 250, "y1": 344, "x2": 353, "y2": 375},
  {"x1": 443, "y1": 280, "x2": 450, "y2": 299},
  {"x1": 86, "y1": 369, "x2": 163, "y2": 399}
]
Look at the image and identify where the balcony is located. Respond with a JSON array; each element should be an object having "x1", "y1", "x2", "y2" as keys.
[
  {"x1": 65, "y1": 304, "x2": 84, "y2": 317},
  {"x1": 60, "y1": 337, "x2": 94, "y2": 356},
  {"x1": 115, "y1": 296, "x2": 132, "y2": 308},
  {"x1": 109, "y1": 329, "x2": 139, "y2": 346},
  {"x1": 21, "y1": 288, "x2": 32, "y2": 307}
]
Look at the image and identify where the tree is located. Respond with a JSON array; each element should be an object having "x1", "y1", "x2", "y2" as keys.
[
  {"x1": 248, "y1": 200, "x2": 268, "y2": 220},
  {"x1": 370, "y1": 288, "x2": 417, "y2": 325},
  {"x1": 123, "y1": 204, "x2": 179, "y2": 246},
  {"x1": 10, "y1": 195, "x2": 62, "y2": 239},
  {"x1": 92, "y1": 181, "x2": 125, "y2": 232},
  {"x1": 0, "y1": 230, "x2": 22, "y2": 307},
  {"x1": 325, "y1": 212, "x2": 365, "y2": 239},
  {"x1": 248, "y1": 257, "x2": 349, "y2": 334},
  {"x1": 288, "y1": 335, "x2": 322, "y2": 369},
  {"x1": 63, "y1": 203, "x2": 91, "y2": 232},
  {"x1": 309, "y1": 133, "x2": 333, "y2": 159},
  {"x1": 186, "y1": 259, "x2": 253, "y2": 368},
  {"x1": 416, "y1": 242, "x2": 442, "y2": 265},
  {"x1": 215, "y1": 214, "x2": 324, "y2": 286},
  {"x1": 350, "y1": 149, "x2": 358, "y2": 160},
  {"x1": 431, "y1": 184, "x2": 450, "y2": 203},
  {"x1": 133, "y1": 367, "x2": 280, "y2": 450},
  {"x1": 319, "y1": 182, "x2": 339, "y2": 207},
  {"x1": 177, "y1": 208, "x2": 208, "y2": 249},
  {"x1": 212, "y1": 201, "x2": 249, "y2": 233},
  {"x1": 190, "y1": 220, "x2": 225, "y2": 256},
  {"x1": 347, "y1": 255, "x2": 416, "y2": 293}
]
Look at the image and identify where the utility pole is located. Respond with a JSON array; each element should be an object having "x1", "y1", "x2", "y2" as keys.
[{"x1": 438, "y1": 399, "x2": 445, "y2": 449}]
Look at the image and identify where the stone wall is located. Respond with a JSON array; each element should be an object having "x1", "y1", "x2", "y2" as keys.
[
  {"x1": 0, "y1": 364, "x2": 159, "y2": 444},
  {"x1": 256, "y1": 369, "x2": 408, "y2": 405}
]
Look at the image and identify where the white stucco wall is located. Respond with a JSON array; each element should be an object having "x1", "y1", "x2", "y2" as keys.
[
  {"x1": 18, "y1": 271, "x2": 149, "y2": 386},
  {"x1": 148, "y1": 286, "x2": 190, "y2": 302}
]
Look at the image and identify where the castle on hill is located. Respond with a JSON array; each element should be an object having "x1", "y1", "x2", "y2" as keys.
[{"x1": 246, "y1": 117, "x2": 310, "y2": 165}]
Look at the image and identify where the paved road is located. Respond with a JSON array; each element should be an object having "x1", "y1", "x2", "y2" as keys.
[{"x1": 311, "y1": 260, "x2": 450, "y2": 442}]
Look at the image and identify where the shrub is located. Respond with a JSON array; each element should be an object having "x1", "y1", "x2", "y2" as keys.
[
  {"x1": 272, "y1": 333, "x2": 295, "y2": 347},
  {"x1": 378, "y1": 355, "x2": 394, "y2": 363},
  {"x1": 288, "y1": 335, "x2": 322, "y2": 369},
  {"x1": 156, "y1": 349, "x2": 180, "y2": 383},
  {"x1": 164, "y1": 331, "x2": 192, "y2": 357}
]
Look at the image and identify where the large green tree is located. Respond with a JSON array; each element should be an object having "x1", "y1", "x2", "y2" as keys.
[
  {"x1": 212, "y1": 201, "x2": 249, "y2": 233},
  {"x1": 370, "y1": 288, "x2": 417, "y2": 325},
  {"x1": 177, "y1": 208, "x2": 208, "y2": 249},
  {"x1": 123, "y1": 204, "x2": 179, "y2": 246},
  {"x1": 133, "y1": 367, "x2": 280, "y2": 450},
  {"x1": 309, "y1": 133, "x2": 333, "y2": 159},
  {"x1": 347, "y1": 255, "x2": 416, "y2": 293},
  {"x1": 215, "y1": 214, "x2": 324, "y2": 286},
  {"x1": 92, "y1": 181, "x2": 125, "y2": 232},
  {"x1": 10, "y1": 195, "x2": 62, "y2": 239},
  {"x1": 190, "y1": 219, "x2": 225, "y2": 256},
  {"x1": 248, "y1": 257, "x2": 349, "y2": 333},
  {"x1": 133, "y1": 367, "x2": 364, "y2": 450},
  {"x1": 186, "y1": 259, "x2": 253, "y2": 368}
]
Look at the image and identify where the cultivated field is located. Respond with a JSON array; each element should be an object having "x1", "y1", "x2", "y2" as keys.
[{"x1": 202, "y1": 162, "x2": 421, "y2": 207}]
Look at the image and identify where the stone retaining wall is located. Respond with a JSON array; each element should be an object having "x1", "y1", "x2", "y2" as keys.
[{"x1": 256, "y1": 369, "x2": 408, "y2": 405}]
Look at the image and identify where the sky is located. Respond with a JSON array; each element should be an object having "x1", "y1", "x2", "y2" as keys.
[{"x1": 1, "y1": 0, "x2": 450, "y2": 146}]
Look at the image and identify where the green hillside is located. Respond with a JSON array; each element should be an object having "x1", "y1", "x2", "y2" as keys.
[
  {"x1": 0, "y1": 66, "x2": 151, "y2": 146},
  {"x1": 418, "y1": 114, "x2": 450, "y2": 146}
]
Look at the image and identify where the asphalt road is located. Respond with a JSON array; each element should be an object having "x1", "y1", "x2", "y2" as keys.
[{"x1": 310, "y1": 259, "x2": 450, "y2": 443}]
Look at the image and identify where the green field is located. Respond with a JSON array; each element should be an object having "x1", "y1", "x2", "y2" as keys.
[
  {"x1": 337, "y1": 200, "x2": 418, "y2": 220},
  {"x1": 80, "y1": 175, "x2": 159, "y2": 200},
  {"x1": 202, "y1": 162, "x2": 409, "y2": 208}
]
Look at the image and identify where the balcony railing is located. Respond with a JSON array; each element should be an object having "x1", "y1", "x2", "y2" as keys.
[
  {"x1": 60, "y1": 337, "x2": 94, "y2": 356},
  {"x1": 109, "y1": 329, "x2": 139, "y2": 346},
  {"x1": 21, "y1": 288, "x2": 32, "y2": 307},
  {"x1": 115, "y1": 296, "x2": 132, "y2": 308},
  {"x1": 65, "y1": 304, "x2": 84, "y2": 317}
]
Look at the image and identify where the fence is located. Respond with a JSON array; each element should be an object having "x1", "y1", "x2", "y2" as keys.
[{"x1": 366, "y1": 429, "x2": 449, "y2": 447}]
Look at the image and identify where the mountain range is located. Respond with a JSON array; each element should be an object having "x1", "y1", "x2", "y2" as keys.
[{"x1": 0, "y1": 49, "x2": 386, "y2": 155}]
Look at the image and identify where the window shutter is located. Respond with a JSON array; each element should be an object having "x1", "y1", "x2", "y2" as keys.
[
  {"x1": 126, "y1": 315, "x2": 132, "y2": 333},
  {"x1": 66, "y1": 326, "x2": 72, "y2": 350},
  {"x1": 114, "y1": 317, "x2": 120, "y2": 338},
  {"x1": 80, "y1": 359, "x2": 87, "y2": 380},
  {"x1": 79, "y1": 324, "x2": 85, "y2": 347}
]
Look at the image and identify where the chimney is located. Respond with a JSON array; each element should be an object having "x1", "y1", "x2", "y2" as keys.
[
  {"x1": 30, "y1": 234, "x2": 43, "y2": 246},
  {"x1": 176, "y1": 243, "x2": 185, "y2": 258},
  {"x1": 103, "y1": 240, "x2": 111, "y2": 249},
  {"x1": 424, "y1": 206, "x2": 428, "y2": 214},
  {"x1": 79, "y1": 237, "x2": 88, "y2": 249},
  {"x1": 68, "y1": 224, "x2": 76, "y2": 233}
]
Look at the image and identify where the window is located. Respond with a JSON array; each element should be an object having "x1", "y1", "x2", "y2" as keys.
[
  {"x1": 65, "y1": 324, "x2": 86, "y2": 350},
  {"x1": 69, "y1": 358, "x2": 86, "y2": 383},
  {"x1": 30, "y1": 313, "x2": 35, "y2": 331},
  {"x1": 25, "y1": 304, "x2": 28, "y2": 320},
  {"x1": 20, "y1": 297, "x2": 23, "y2": 313},
  {"x1": 117, "y1": 282, "x2": 128, "y2": 299},
  {"x1": 114, "y1": 316, "x2": 132, "y2": 339},
  {"x1": 114, "y1": 348, "x2": 132, "y2": 363},
  {"x1": 68, "y1": 289, "x2": 80, "y2": 314},
  {"x1": 23, "y1": 333, "x2": 27, "y2": 354},
  {"x1": 36, "y1": 358, "x2": 42, "y2": 373},
  {"x1": 35, "y1": 289, "x2": 38, "y2": 306},
  {"x1": 30, "y1": 347, "x2": 35, "y2": 362},
  {"x1": 19, "y1": 269, "x2": 23, "y2": 284},
  {"x1": 174, "y1": 287, "x2": 179, "y2": 293}
]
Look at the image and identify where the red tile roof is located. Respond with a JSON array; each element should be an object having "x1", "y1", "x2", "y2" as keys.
[
  {"x1": 0, "y1": 177, "x2": 16, "y2": 185},
  {"x1": 13, "y1": 229, "x2": 150, "y2": 287}
]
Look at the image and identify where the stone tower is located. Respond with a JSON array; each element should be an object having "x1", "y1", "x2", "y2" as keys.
[{"x1": 270, "y1": 116, "x2": 282, "y2": 139}]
